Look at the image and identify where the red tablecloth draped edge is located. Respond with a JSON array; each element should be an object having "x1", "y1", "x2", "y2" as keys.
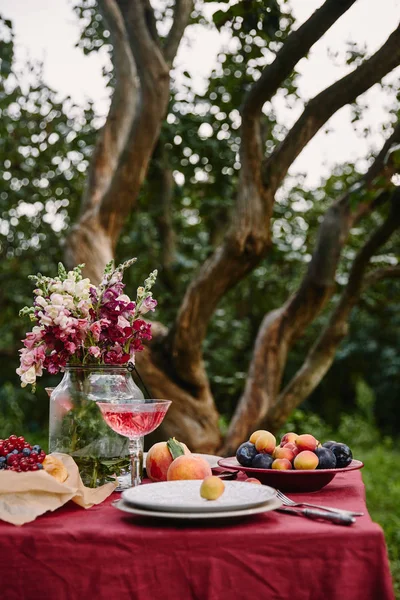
[{"x1": 0, "y1": 471, "x2": 394, "y2": 600}]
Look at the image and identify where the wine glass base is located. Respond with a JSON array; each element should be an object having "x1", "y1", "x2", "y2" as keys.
[{"x1": 115, "y1": 473, "x2": 132, "y2": 491}]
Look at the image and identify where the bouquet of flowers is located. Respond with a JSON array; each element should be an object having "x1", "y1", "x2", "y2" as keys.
[{"x1": 17, "y1": 258, "x2": 157, "y2": 390}]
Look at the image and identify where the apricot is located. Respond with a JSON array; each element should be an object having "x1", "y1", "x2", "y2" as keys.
[
  {"x1": 146, "y1": 438, "x2": 190, "y2": 482},
  {"x1": 200, "y1": 476, "x2": 225, "y2": 500},
  {"x1": 295, "y1": 434, "x2": 318, "y2": 453},
  {"x1": 255, "y1": 431, "x2": 276, "y2": 455},
  {"x1": 167, "y1": 455, "x2": 212, "y2": 481},
  {"x1": 245, "y1": 478, "x2": 262, "y2": 485},
  {"x1": 293, "y1": 450, "x2": 319, "y2": 470},
  {"x1": 249, "y1": 429, "x2": 268, "y2": 444},
  {"x1": 272, "y1": 458, "x2": 292, "y2": 470},
  {"x1": 280, "y1": 432, "x2": 299, "y2": 447},
  {"x1": 283, "y1": 442, "x2": 300, "y2": 457},
  {"x1": 273, "y1": 446, "x2": 295, "y2": 462}
]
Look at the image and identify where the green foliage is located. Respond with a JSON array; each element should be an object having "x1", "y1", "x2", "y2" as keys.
[{"x1": 0, "y1": 4, "x2": 399, "y2": 446}]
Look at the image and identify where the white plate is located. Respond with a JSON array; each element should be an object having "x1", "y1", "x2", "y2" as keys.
[
  {"x1": 114, "y1": 496, "x2": 282, "y2": 520},
  {"x1": 121, "y1": 480, "x2": 276, "y2": 513}
]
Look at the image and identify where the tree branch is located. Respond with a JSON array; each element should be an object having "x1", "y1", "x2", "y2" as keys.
[
  {"x1": 363, "y1": 265, "x2": 400, "y2": 288},
  {"x1": 164, "y1": 0, "x2": 194, "y2": 65},
  {"x1": 81, "y1": 0, "x2": 138, "y2": 214},
  {"x1": 265, "y1": 192, "x2": 400, "y2": 430},
  {"x1": 265, "y1": 23, "x2": 400, "y2": 192},
  {"x1": 222, "y1": 125, "x2": 400, "y2": 453},
  {"x1": 241, "y1": 0, "x2": 356, "y2": 169}
]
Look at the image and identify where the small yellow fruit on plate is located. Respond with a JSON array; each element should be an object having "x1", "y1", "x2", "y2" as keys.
[
  {"x1": 200, "y1": 475, "x2": 225, "y2": 500},
  {"x1": 43, "y1": 455, "x2": 68, "y2": 483}
]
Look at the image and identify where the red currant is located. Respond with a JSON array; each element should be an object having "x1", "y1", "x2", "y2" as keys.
[
  {"x1": 30, "y1": 451, "x2": 38, "y2": 459},
  {"x1": 30, "y1": 464, "x2": 39, "y2": 471},
  {"x1": 28, "y1": 458, "x2": 35, "y2": 465},
  {"x1": 37, "y1": 455, "x2": 45, "y2": 463},
  {"x1": 9, "y1": 435, "x2": 17, "y2": 443},
  {"x1": 17, "y1": 436, "x2": 25, "y2": 444},
  {"x1": 21, "y1": 464, "x2": 29, "y2": 472}
]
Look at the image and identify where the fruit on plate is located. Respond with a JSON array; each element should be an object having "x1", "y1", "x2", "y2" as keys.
[
  {"x1": 200, "y1": 476, "x2": 225, "y2": 500},
  {"x1": 282, "y1": 442, "x2": 300, "y2": 457},
  {"x1": 43, "y1": 455, "x2": 69, "y2": 483},
  {"x1": 280, "y1": 432, "x2": 299, "y2": 447},
  {"x1": 146, "y1": 438, "x2": 190, "y2": 482},
  {"x1": 0, "y1": 435, "x2": 46, "y2": 472},
  {"x1": 242, "y1": 429, "x2": 354, "y2": 472},
  {"x1": 314, "y1": 447, "x2": 337, "y2": 469},
  {"x1": 322, "y1": 441, "x2": 337, "y2": 449},
  {"x1": 273, "y1": 446, "x2": 295, "y2": 462},
  {"x1": 329, "y1": 443, "x2": 353, "y2": 468},
  {"x1": 295, "y1": 434, "x2": 318, "y2": 453},
  {"x1": 272, "y1": 458, "x2": 292, "y2": 470},
  {"x1": 249, "y1": 430, "x2": 267, "y2": 444},
  {"x1": 167, "y1": 454, "x2": 212, "y2": 481},
  {"x1": 245, "y1": 478, "x2": 262, "y2": 485},
  {"x1": 251, "y1": 453, "x2": 274, "y2": 469},
  {"x1": 236, "y1": 441, "x2": 258, "y2": 466},
  {"x1": 255, "y1": 431, "x2": 276, "y2": 455},
  {"x1": 293, "y1": 451, "x2": 319, "y2": 470}
]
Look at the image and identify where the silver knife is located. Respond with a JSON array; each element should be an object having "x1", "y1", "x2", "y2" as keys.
[{"x1": 278, "y1": 506, "x2": 355, "y2": 526}]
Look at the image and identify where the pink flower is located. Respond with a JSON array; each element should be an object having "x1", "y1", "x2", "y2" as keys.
[
  {"x1": 89, "y1": 346, "x2": 101, "y2": 358},
  {"x1": 140, "y1": 296, "x2": 157, "y2": 314},
  {"x1": 90, "y1": 321, "x2": 102, "y2": 342},
  {"x1": 117, "y1": 315, "x2": 131, "y2": 329}
]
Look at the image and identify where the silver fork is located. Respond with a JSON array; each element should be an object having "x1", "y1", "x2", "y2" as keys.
[{"x1": 275, "y1": 489, "x2": 364, "y2": 517}]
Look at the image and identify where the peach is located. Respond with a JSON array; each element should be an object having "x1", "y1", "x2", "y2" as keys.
[
  {"x1": 295, "y1": 434, "x2": 318, "y2": 452},
  {"x1": 283, "y1": 442, "x2": 300, "y2": 457},
  {"x1": 249, "y1": 429, "x2": 268, "y2": 444},
  {"x1": 293, "y1": 450, "x2": 319, "y2": 470},
  {"x1": 167, "y1": 455, "x2": 212, "y2": 481},
  {"x1": 245, "y1": 478, "x2": 262, "y2": 485},
  {"x1": 273, "y1": 446, "x2": 295, "y2": 462},
  {"x1": 146, "y1": 438, "x2": 190, "y2": 482},
  {"x1": 255, "y1": 431, "x2": 276, "y2": 455},
  {"x1": 280, "y1": 432, "x2": 299, "y2": 447},
  {"x1": 272, "y1": 458, "x2": 292, "y2": 470},
  {"x1": 200, "y1": 476, "x2": 225, "y2": 500}
]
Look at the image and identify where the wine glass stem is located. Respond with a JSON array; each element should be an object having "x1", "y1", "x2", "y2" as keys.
[{"x1": 129, "y1": 436, "x2": 143, "y2": 487}]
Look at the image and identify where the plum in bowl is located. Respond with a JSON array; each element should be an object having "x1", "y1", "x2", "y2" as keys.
[{"x1": 217, "y1": 457, "x2": 364, "y2": 492}]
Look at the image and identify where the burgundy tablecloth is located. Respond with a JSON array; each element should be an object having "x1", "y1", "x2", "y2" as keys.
[{"x1": 0, "y1": 471, "x2": 394, "y2": 600}]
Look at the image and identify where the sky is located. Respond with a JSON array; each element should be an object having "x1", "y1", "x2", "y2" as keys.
[{"x1": 2, "y1": 0, "x2": 400, "y2": 186}]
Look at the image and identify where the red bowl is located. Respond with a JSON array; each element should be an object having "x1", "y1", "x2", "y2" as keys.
[{"x1": 217, "y1": 457, "x2": 364, "y2": 492}]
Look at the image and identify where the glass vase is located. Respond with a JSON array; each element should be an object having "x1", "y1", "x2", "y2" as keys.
[{"x1": 48, "y1": 365, "x2": 144, "y2": 487}]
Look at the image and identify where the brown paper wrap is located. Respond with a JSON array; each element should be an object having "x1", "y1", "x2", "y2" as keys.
[{"x1": 0, "y1": 453, "x2": 117, "y2": 525}]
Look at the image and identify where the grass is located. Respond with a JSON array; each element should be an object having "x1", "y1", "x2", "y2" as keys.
[{"x1": 358, "y1": 444, "x2": 400, "y2": 599}]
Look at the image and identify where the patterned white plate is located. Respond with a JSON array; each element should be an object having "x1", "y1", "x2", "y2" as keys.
[
  {"x1": 114, "y1": 496, "x2": 282, "y2": 520},
  {"x1": 121, "y1": 480, "x2": 276, "y2": 513}
]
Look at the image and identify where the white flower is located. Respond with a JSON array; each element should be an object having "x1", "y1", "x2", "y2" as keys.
[
  {"x1": 62, "y1": 279, "x2": 76, "y2": 295},
  {"x1": 116, "y1": 294, "x2": 130, "y2": 304},
  {"x1": 19, "y1": 366, "x2": 37, "y2": 388},
  {"x1": 35, "y1": 296, "x2": 48, "y2": 308},
  {"x1": 50, "y1": 293, "x2": 65, "y2": 306},
  {"x1": 50, "y1": 282, "x2": 63, "y2": 293},
  {"x1": 75, "y1": 279, "x2": 92, "y2": 298},
  {"x1": 38, "y1": 311, "x2": 52, "y2": 326}
]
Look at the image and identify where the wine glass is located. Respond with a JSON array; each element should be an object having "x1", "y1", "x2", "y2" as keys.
[{"x1": 97, "y1": 399, "x2": 171, "y2": 487}]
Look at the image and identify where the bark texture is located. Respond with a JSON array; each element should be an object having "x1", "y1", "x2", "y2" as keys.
[{"x1": 67, "y1": 0, "x2": 400, "y2": 453}]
